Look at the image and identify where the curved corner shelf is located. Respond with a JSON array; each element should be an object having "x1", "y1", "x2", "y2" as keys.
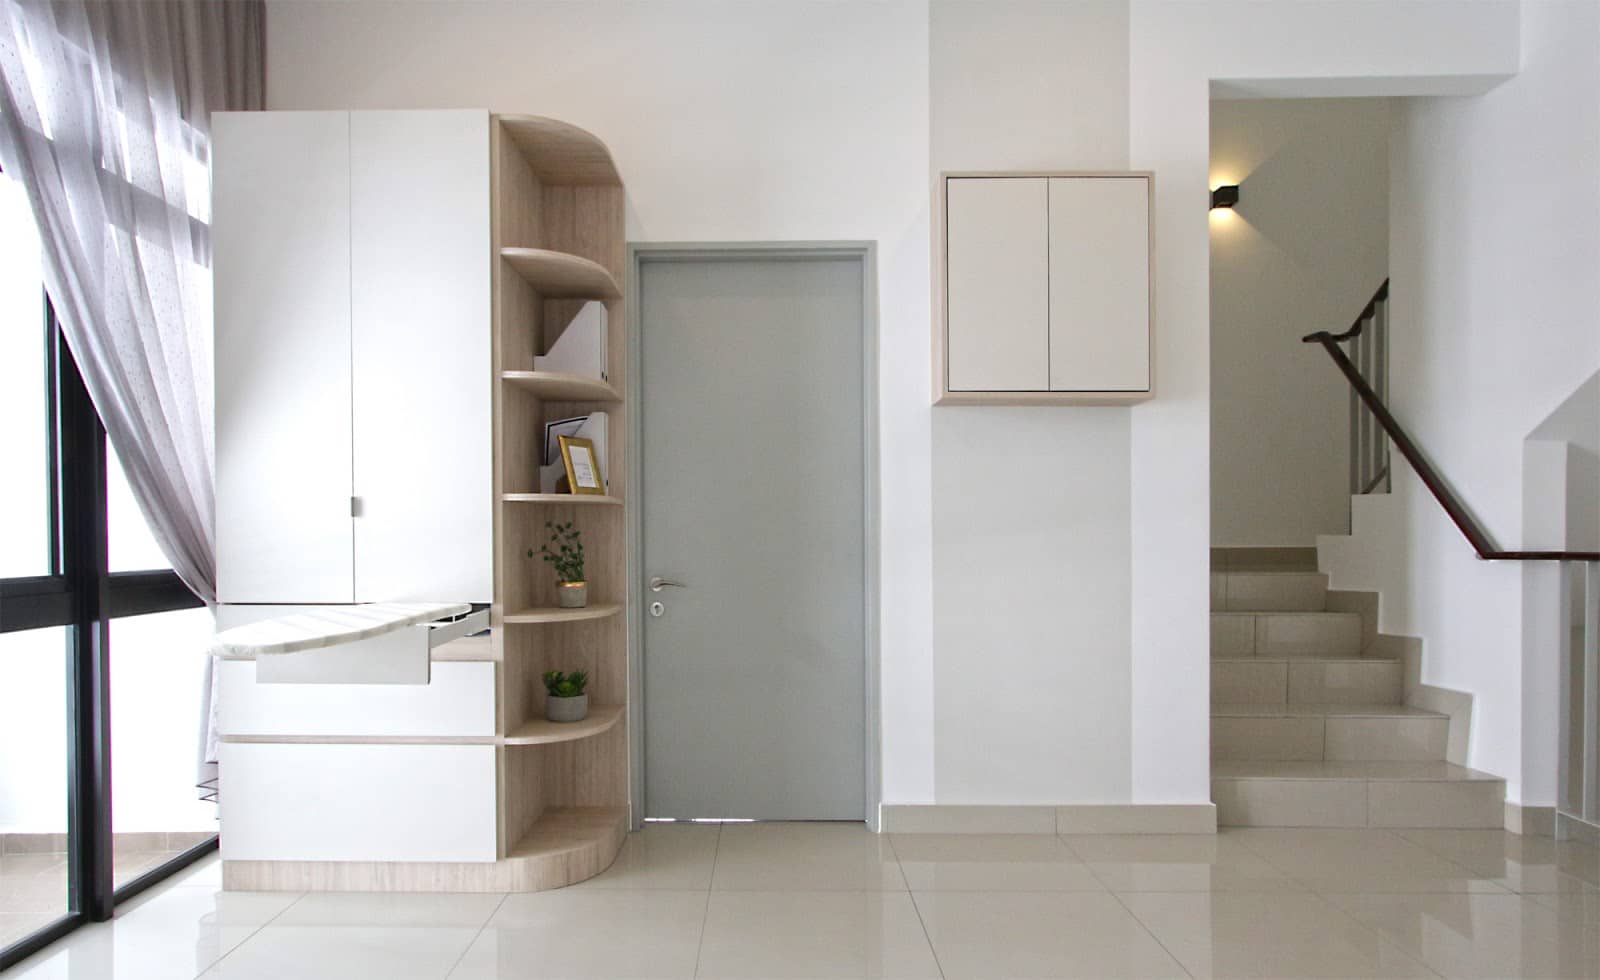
[
  {"x1": 501, "y1": 371, "x2": 621, "y2": 403},
  {"x1": 502, "y1": 493, "x2": 622, "y2": 506},
  {"x1": 500, "y1": 806, "x2": 627, "y2": 890},
  {"x1": 501, "y1": 248, "x2": 620, "y2": 300},
  {"x1": 503, "y1": 705, "x2": 623, "y2": 746},
  {"x1": 497, "y1": 116, "x2": 622, "y2": 186},
  {"x1": 503, "y1": 602, "x2": 622, "y2": 625}
]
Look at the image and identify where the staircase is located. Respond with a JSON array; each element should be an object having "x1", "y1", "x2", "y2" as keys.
[{"x1": 1210, "y1": 548, "x2": 1505, "y2": 828}]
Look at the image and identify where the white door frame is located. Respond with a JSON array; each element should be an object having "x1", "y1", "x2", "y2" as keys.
[{"x1": 626, "y1": 242, "x2": 881, "y2": 830}]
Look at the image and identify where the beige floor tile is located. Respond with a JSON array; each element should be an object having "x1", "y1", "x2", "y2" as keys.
[
  {"x1": 889, "y1": 834, "x2": 1102, "y2": 891},
  {"x1": 450, "y1": 889, "x2": 707, "y2": 978},
  {"x1": 1232, "y1": 828, "x2": 1511, "y2": 893},
  {"x1": 912, "y1": 890, "x2": 1187, "y2": 978},
  {"x1": 712, "y1": 822, "x2": 905, "y2": 891},
  {"x1": 1121, "y1": 891, "x2": 1437, "y2": 978},
  {"x1": 695, "y1": 890, "x2": 940, "y2": 978},
  {"x1": 1327, "y1": 891, "x2": 1600, "y2": 978},
  {"x1": 577, "y1": 822, "x2": 719, "y2": 890},
  {"x1": 271, "y1": 891, "x2": 505, "y2": 927},
  {"x1": 200, "y1": 925, "x2": 480, "y2": 979},
  {"x1": 1063, "y1": 832, "x2": 1305, "y2": 893},
  {"x1": 1394, "y1": 828, "x2": 1600, "y2": 894}
]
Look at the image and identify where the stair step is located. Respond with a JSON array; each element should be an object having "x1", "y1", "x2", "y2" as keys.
[
  {"x1": 1212, "y1": 611, "x2": 1364, "y2": 657},
  {"x1": 1213, "y1": 760, "x2": 1505, "y2": 828},
  {"x1": 1212, "y1": 703, "x2": 1447, "y2": 763},
  {"x1": 1211, "y1": 571, "x2": 1329, "y2": 612},
  {"x1": 1212, "y1": 657, "x2": 1403, "y2": 705},
  {"x1": 1212, "y1": 547, "x2": 1319, "y2": 572}
]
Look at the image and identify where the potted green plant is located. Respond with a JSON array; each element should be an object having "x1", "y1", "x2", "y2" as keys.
[
  {"x1": 530, "y1": 520, "x2": 587, "y2": 608},
  {"x1": 543, "y1": 670, "x2": 589, "y2": 723}
]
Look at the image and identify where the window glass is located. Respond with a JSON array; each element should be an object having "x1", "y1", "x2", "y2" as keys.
[
  {"x1": 0, "y1": 627, "x2": 70, "y2": 948},
  {"x1": 110, "y1": 606, "x2": 217, "y2": 888},
  {"x1": 0, "y1": 175, "x2": 50, "y2": 579},
  {"x1": 108, "y1": 441, "x2": 173, "y2": 573}
]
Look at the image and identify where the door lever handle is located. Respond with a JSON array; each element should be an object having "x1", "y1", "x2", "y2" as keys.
[{"x1": 648, "y1": 576, "x2": 687, "y2": 592}]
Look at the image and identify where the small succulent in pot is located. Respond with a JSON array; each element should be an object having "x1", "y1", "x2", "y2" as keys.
[
  {"x1": 529, "y1": 521, "x2": 587, "y2": 608},
  {"x1": 543, "y1": 669, "x2": 589, "y2": 723}
]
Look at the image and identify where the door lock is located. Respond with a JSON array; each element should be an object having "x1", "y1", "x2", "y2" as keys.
[{"x1": 649, "y1": 600, "x2": 665, "y2": 618}]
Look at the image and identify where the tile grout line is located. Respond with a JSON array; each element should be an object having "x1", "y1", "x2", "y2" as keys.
[
  {"x1": 441, "y1": 892, "x2": 509, "y2": 980},
  {"x1": 888, "y1": 835, "x2": 948, "y2": 980},
  {"x1": 1102, "y1": 885, "x2": 1196, "y2": 979},
  {"x1": 193, "y1": 885, "x2": 309, "y2": 979},
  {"x1": 690, "y1": 823, "x2": 722, "y2": 977}
]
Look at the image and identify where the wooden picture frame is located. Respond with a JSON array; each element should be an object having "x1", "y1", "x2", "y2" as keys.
[{"x1": 557, "y1": 435, "x2": 605, "y2": 495}]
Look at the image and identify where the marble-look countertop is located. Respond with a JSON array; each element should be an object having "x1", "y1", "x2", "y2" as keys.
[{"x1": 209, "y1": 602, "x2": 472, "y2": 657}]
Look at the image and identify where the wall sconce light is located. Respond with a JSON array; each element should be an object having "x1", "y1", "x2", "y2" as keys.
[{"x1": 1210, "y1": 184, "x2": 1240, "y2": 210}]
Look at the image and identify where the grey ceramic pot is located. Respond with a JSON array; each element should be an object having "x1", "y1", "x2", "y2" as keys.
[
  {"x1": 547, "y1": 693, "x2": 588, "y2": 723},
  {"x1": 556, "y1": 581, "x2": 588, "y2": 608}
]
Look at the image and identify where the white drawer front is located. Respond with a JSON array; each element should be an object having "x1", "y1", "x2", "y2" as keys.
[
  {"x1": 220, "y1": 743, "x2": 496, "y2": 862},
  {"x1": 219, "y1": 659, "x2": 495, "y2": 737}
]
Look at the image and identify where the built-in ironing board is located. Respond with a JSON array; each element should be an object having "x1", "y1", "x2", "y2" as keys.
[{"x1": 212, "y1": 602, "x2": 489, "y2": 684}]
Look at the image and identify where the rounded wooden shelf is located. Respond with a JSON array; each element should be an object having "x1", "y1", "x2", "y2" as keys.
[
  {"x1": 501, "y1": 493, "x2": 622, "y2": 506},
  {"x1": 501, "y1": 805, "x2": 627, "y2": 890},
  {"x1": 497, "y1": 115, "x2": 622, "y2": 186},
  {"x1": 503, "y1": 705, "x2": 623, "y2": 746},
  {"x1": 502, "y1": 602, "x2": 622, "y2": 625},
  {"x1": 501, "y1": 247, "x2": 620, "y2": 299},
  {"x1": 501, "y1": 371, "x2": 621, "y2": 403}
]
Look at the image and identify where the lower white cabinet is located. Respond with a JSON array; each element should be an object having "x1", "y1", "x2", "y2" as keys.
[
  {"x1": 220, "y1": 743, "x2": 498, "y2": 862},
  {"x1": 936, "y1": 171, "x2": 1154, "y2": 405},
  {"x1": 218, "y1": 659, "x2": 496, "y2": 739}
]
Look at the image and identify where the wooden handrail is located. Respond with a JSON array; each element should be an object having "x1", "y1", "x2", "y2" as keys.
[{"x1": 1304, "y1": 282, "x2": 1599, "y2": 563}]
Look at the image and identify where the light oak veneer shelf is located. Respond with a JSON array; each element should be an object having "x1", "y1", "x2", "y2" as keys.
[
  {"x1": 499, "y1": 116, "x2": 621, "y2": 186},
  {"x1": 501, "y1": 371, "x2": 622, "y2": 403},
  {"x1": 503, "y1": 705, "x2": 623, "y2": 746},
  {"x1": 502, "y1": 602, "x2": 622, "y2": 625},
  {"x1": 501, "y1": 493, "x2": 622, "y2": 506},
  {"x1": 501, "y1": 247, "x2": 621, "y2": 299}
]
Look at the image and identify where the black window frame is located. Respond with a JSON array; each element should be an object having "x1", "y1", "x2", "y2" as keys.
[{"x1": 0, "y1": 294, "x2": 215, "y2": 972}]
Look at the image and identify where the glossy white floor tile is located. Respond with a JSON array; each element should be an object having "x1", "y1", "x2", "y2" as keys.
[
  {"x1": 889, "y1": 834, "x2": 1102, "y2": 891},
  {"x1": 696, "y1": 890, "x2": 940, "y2": 978},
  {"x1": 8, "y1": 826, "x2": 1600, "y2": 979}
]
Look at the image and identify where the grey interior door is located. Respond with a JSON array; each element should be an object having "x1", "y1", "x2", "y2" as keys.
[{"x1": 641, "y1": 252, "x2": 866, "y2": 820}]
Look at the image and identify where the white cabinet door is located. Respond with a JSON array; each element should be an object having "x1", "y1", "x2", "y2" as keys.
[
  {"x1": 945, "y1": 177, "x2": 1049, "y2": 392},
  {"x1": 1047, "y1": 176, "x2": 1151, "y2": 392},
  {"x1": 214, "y1": 112, "x2": 354, "y2": 603},
  {"x1": 350, "y1": 111, "x2": 493, "y2": 603}
]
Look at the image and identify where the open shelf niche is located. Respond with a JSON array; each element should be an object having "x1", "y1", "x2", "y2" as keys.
[{"x1": 490, "y1": 114, "x2": 630, "y2": 889}]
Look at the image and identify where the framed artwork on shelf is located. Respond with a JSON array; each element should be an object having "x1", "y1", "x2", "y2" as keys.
[{"x1": 558, "y1": 435, "x2": 605, "y2": 495}]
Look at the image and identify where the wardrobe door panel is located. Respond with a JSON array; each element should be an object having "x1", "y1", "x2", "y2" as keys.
[
  {"x1": 350, "y1": 110, "x2": 493, "y2": 603},
  {"x1": 214, "y1": 111, "x2": 354, "y2": 603}
]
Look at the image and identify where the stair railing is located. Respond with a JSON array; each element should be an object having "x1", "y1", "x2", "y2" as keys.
[{"x1": 1304, "y1": 285, "x2": 1599, "y2": 838}]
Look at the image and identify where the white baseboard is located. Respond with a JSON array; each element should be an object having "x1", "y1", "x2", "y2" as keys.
[
  {"x1": 1506, "y1": 802, "x2": 1557, "y2": 837},
  {"x1": 879, "y1": 804, "x2": 1216, "y2": 835}
]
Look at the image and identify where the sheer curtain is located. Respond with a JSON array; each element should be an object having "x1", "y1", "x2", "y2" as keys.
[{"x1": 0, "y1": 1, "x2": 264, "y2": 799}]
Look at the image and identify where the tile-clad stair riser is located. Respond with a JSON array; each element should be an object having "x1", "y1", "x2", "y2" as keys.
[
  {"x1": 1212, "y1": 717, "x2": 1325, "y2": 762},
  {"x1": 1213, "y1": 770, "x2": 1506, "y2": 828},
  {"x1": 1212, "y1": 661, "x2": 1289, "y2": 704},
  {"x1": 1254, "y1": 613, "x2": 1364, "y2": 657},
  {"x1": 1211, "y1": 614, "x2": 1256, "y2": 656},
  {"x1": 1286, "y1": 660, "x2": 1403, "y2": 705},
  {"x1": 1324, "y1": 717, "x2": 1448, "y2": 762},
  {"x1": 1213, "y1": 572, "x2": 1329, "y2": 612},
  {"x1": 1367, "y1": 780, "x2": 1503, "y2": 828}
]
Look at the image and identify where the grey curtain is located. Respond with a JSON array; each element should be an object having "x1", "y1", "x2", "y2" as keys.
[{"x1": 0, "y1": 1, "x2": 264, "y2": 802}]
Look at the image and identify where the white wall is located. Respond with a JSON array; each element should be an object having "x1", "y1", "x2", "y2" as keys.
[
  {"x1": 1320, "y1": 0, "x2": 1600, "y2": 805},
  {"x1": 930, "y1": 0, "x2": 1134, "y2": 804},
  {"x1": 266, "y1": 0, "x2": 1521, "y2": 814},
  {"x1": 1210, "y1": 98, "x2": 1389, "y2": 547}
]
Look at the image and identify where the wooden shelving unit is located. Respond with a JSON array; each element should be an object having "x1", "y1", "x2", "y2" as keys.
[
  {"x1": 502, "y1": 603, "x2": 622, "y2": 625},
  {"x1": 501, "y1": 370, "x2": 622, "y2": 403},
  {"x1": 501, "y1": 248, "x2": 621, "y2": 299},
  {"x1": 503, "y1": 706, "x2": 624, "y2": 746},
  {"x1": 490, "y1": 114, "x2": 630, "y2": 890},
  {"x1": 501, "y1": 493, "x2": 622, "y2": 506}
]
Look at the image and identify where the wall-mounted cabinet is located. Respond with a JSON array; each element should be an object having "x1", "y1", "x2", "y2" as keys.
[{"x1": 934, "y1": 171, "x2": 1154, "y2": 405}]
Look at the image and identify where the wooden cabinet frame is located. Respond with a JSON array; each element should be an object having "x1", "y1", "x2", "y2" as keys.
[{"x1": 932, "y1": 170, "x2": 1157, "y2": 406}]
